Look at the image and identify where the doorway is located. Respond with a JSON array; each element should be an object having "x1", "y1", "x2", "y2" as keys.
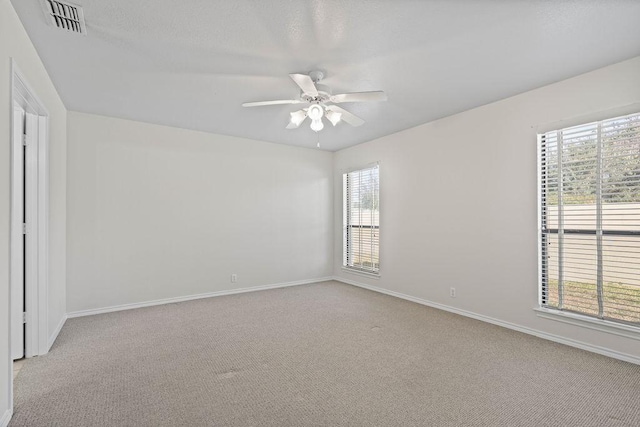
[{"x1": 9, "y1": 59, "x2": 50, "y2": 379}]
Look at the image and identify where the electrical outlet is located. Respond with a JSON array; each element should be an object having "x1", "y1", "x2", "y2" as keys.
[
  {"x1": 450, "y1": 287, "x2": 456, "y2": 298},
  {"x1": 231, "y1": 274, "x2": 237, "y2": 283}
]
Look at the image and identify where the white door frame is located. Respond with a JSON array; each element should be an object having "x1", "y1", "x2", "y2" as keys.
[
  {"x1": 9, "y1": 58, "x2": 50, "y2": 404},
  {"x1": 10, "y1": 104, "x2": 25, "y2": 362}
]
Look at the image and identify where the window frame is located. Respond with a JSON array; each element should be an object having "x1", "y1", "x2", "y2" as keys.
[
  {"x1": 536, "y1": 111, "x2": 640, "y2": 335},
  {"x1": 342, "y1": 162, "x2": 380, "y2": 277}
]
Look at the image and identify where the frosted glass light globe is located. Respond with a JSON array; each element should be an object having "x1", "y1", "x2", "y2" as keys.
[
  {"x1": 289, "y1": 110, "x2": 306, "y2": 127},
  {"x1": 326, "y1": 110, "x2": 342, "y2": 126},
  {"x1": 307, "y1": 104, "x2": 323, "y2": 120},
  {"x1": 310, "y1": 118, "x2": 324, "y2": 132}
]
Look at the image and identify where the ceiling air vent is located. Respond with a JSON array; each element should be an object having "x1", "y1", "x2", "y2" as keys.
[{"x1": 41, "y1": 0, "x2": 87, "y2": 34}]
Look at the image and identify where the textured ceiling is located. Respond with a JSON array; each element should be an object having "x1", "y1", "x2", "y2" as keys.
[{"x1": 11, "y1": 0, "x2": 640, "y2": 151}]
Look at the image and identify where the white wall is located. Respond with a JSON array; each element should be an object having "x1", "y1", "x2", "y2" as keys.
[
  {"x1": 334, "y1": 56, "x2": 640, "y2": 359},
  {"x1": 66, "y1": 112, "x2": 333, "y2": 313},
  {"x1": 0, "y1": 0, "x2": 67, "y2": 422}
]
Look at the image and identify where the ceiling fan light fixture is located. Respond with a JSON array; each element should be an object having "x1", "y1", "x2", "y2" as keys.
[
  {"x1": 289, "y1": 110, "x2": 307, "y2": 127},
  {"x1": 326, "y1": 110, "x2": 342, "y2": 126},
  {"x1": 310, "y1": 118, "x2": 324, "y2": 132},
  {"x1": 243, "y1": 71, "x2": 386, "y2": 138},
  {"x1": 307, "y1": 104, "x2": 323, "y2": 121}
]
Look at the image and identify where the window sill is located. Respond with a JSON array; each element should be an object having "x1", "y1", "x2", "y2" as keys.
[
  {"x1": 341, "y1": 267, "x2": 380, "y2": 279},
  {"x1": 534, "y1": 307, "x2": 640, "y2": 341}
]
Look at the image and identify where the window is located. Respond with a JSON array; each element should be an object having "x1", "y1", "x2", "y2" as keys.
[
  {"x1": 539, "y1": 112, "x2": 640, "y2": 326},
  {"x1": 343, "y1": 164, "x2": 380, "y2": 275}
]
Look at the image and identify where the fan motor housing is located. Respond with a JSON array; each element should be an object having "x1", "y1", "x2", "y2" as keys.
[{"x1": 301, "y1": 84, "x2": 331, "y2": 103}]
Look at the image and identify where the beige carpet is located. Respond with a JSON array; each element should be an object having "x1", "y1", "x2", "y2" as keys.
[{"x1": 10, "y1": 281, "x2": 640, "y2": 426}]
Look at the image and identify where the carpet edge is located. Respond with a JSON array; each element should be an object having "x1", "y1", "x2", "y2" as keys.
[
  {"x1": 334, "y1": 276, "x2": 640, "y2": 365},
  {"x1": 48, "y1": 314, "x2": 67, "y2": 352},
  {"x1": 66, "y1": 276, "x2": 334, "y2": 319}
]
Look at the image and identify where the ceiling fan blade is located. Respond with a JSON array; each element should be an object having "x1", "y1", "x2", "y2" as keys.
[
  {"x1": 242, "y1": 99, "x2": 303, "y2": 107},
  {"x1": 330, "y1": 91, "x2": 387, "y2": 104},
  {"x1": 325, "y1": 105, "x2": 365, "y2": 127},
  {"x1": 289, "y1": 73, "x2": 319, "y2": 97}
]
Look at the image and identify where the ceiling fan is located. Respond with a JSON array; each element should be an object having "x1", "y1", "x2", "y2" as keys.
[{"x1": 242, "y1": 71, "x2": 387, "y2": 132}]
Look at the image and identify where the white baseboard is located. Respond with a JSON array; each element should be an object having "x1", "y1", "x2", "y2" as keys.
[
  {"x1": 1, "y1": 409, "x2": 12, "y2": 427},
  {"x1": 334, "y1": 276, "x2": 640, "y2": 366},
  {"x1": 67, "y1": 277, "x2": 334, "y2": 319},
  {"x1": 48, "y1": 314, "x2": 67, "y2": 352}
]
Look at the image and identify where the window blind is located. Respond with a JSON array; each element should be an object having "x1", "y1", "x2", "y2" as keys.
[
  {"x1": 344, "y1": 164, "x2": 380, "y2": 274},
  {"x1": 540, "y1": 112, "x2": 640, "y2": 325}
]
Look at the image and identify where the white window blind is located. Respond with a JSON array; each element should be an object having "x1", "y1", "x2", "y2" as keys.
[
  {"x1": 540, "y1": 112, "x2": 640, "y2": 326},
  {"x1": 343, "y1": 164, "x2": 380, "y2": 274}
]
